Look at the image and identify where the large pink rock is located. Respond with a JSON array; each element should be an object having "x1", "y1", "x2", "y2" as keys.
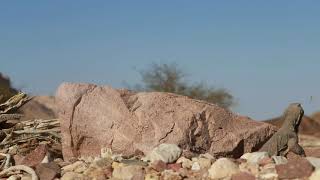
[{"x1": 56, "y1": 83, "x2": 276, "y2": 161}]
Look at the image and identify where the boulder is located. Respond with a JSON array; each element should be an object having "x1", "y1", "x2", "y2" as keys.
[
  {"x1": 275, "y1": 157, "x2": 314, "y2": 179},
  {"x1": 56, "y1": 82, "x2": 276, "y2": 161},
  {"x1": 35, "y1": 162, "x2": 61, "y2": 180}
]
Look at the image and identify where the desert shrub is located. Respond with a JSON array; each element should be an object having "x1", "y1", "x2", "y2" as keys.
[
  {"x1": 135, "y1": 63, "x2": 234, "y2": 109},
  {"x1": 0, "y1": 73, "x2": 18, "y2": 103}
]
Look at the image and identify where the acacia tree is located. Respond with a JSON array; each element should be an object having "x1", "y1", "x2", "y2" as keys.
[{"x1": 136, "y1": 63, "x2": 234, "y2": 109}]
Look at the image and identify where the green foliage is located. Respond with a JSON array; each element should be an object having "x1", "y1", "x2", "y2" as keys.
[{"x1": 136, "y1": 63, "x2": 234, "y2": 109}]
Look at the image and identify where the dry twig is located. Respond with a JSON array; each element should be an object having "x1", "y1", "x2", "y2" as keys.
[{"x1": 0, "y1": 165, "x2": 38, "y2": 180}]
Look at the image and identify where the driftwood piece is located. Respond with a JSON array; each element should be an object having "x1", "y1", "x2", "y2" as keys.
[
  {"x1": 0, "y1": 165, "x2": 38, "y2": 180},
  {"x1": 0, "y1": 92, "x2": 30, "y2": 114}
]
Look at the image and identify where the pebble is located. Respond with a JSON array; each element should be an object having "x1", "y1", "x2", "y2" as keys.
[
  {"x1": 310, "y1": 169, "x2": 320, "y2": 180},
  {"x1": 306, "y1": 157, "x2": 320, "y2": 169},
  {"x1": 208, "y1": 158, "x2": 239, "y2": 179},
  {"x1": 240, "y1": 152, "x2": 269, "y2": 164},
  {"x1": 142, "y1": 144, "x2": 182, "y2": 163}
]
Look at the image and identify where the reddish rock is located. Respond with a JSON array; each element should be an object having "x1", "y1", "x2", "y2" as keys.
[
  {"x1": 276, "y1": 157, "x2": 314, "y2": 179},
  {"x1": 286, "y1": 151, "x2": 304, "y2": 160},
  {"x1": 15, "y1": 144, "x2": 48, "y2": 167},
  {"x1": 35, "y1": 162, "x2": 61, "y2": 180},
  {"x1": 151, "y1": 160, "x2": 167, "y2": 172},
  {"x1": 167, "y1": 163, "x2": 182, "y2": 172},
  {"x1": 56, "y1": 83, "x2": 276, "y2": 161},
  {"x1": 231, "y1": 172, "x2": 255, "y2": 180}
]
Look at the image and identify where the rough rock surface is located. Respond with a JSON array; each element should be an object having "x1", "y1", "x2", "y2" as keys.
[
  {"x1": 14, "y1": 144, "x2": 49, "y2": 168},
  {"x1": 276, "y1": 157, "x2": 314, "y2": 179},
  {"x1": 35, "y1": 162, "x2": 61, "y2": 180},
  {"x1": 56, "y1": 82, "x2": 276, "y2": 160}
]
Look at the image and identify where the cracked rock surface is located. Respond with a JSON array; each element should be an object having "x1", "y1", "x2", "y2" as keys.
[{"x1": 56, "y1": 82, "x2": 276, "y2": 161}]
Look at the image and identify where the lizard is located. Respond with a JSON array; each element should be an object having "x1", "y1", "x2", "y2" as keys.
[{"x1": 259, "y1": 103, "x2": 305, "y2": 157}]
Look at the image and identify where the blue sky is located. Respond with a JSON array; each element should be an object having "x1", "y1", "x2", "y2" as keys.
[{"x1": 1, "y1": 1, "x2": 320, "y2": 120}]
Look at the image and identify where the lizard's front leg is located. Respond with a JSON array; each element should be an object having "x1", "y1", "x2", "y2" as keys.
[{"x1": 287, "y1": 137, "x2": 306, "y2": 157}]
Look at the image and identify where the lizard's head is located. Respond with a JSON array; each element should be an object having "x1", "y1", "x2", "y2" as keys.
[{"x1": 282, "y1": 103, "x2": 304, "y2": 131}]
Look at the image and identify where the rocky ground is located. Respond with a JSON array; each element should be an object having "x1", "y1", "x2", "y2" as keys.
[
  {"x1": 1, "y1": 82, "x2": 320, "y2": 179},
  {"x1": 5, "y1": 142, "x2": 320, "y2": 180}
]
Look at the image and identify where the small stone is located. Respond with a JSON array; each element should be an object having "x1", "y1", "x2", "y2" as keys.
[
  {"x1": 7, "y1": 175, "x2": 20, "y2": 180},
  {"x1": 54, "y1": 158, "x2": 70, "y2": 167},
  {"x1": 197, "y1": 158, "x2": 212, "y2": 169},
  {"x1": 276, "y1": 157, "x2": 314, "y2": 179},
  {"x1": 176, "y1": 157, "x2": 192, "y2": 169},
  {"x1": 80, "y1": 156, "x2": 95, "y2": 164},
  {"x1": 161, "y1": 170, "x2": 182, "y2": 180},
  {"x1": 272, "y1": 156, "x2": 288, "y2": 165},
  {"x1": 91, "y1": 157, "x2": 112, "y2": 168},
  {"x1": 199, "y1": 153, "x2": 215, "y2": 161},
  {"x1": 112, "y1": 161, "x2": 121, "y2": 169},
  {"x1": 151, "y1": 160, "x2": 167, "y2": 172},
  {"x1": 239, "y1": 162, "x2": 259, "y2": 175},
  {"x1": 35, "y1": 162, "x2": 61, "y2": 180},
  {"x1": 181, "y1": 150, "x2": 195, "y2": 159},
  {"x1": 61, "y1": 161, "x2": 88, "y2": 174},
  {"x1": 21, "y1": 175, "x2": 32, "y2": 180},
  {"x1": 61, "y1": 172, "x2": 87, "y2": 180},
  {"x1": 191, "y1": 162, "x2": 201, "y2": 171},
  {"x1": 112, "y1": 154, "x2": 123, "y2": 162},
  {"x1": 167, "y1": 163, "x2": 181, "y2": 172},
  {"x1": 306, "y1": 157, "x2": 320, "y2": 169},
  {"x1": 103, "y1": 166, "x2": 113, "y2": 178},
  {"x1": 112, "y1": 165, "x2": 144, "y2": 180},
  {"x1": 286, "y1": 151, "x2": 302, "y2": 160},
  {"x1": 120, "y1": 159, "x2": 148, "y2": 166},
  {"x1": 208, "y1": 158, "x2": 239, "y2": 179},
  {"x1": 131, "y1": 170, "x2": 145, "y2": 180},
  {"x1": 145, "y1": 173, "x2": 160, "y2": 180},
  {"x1": 310, "y1": 169, "x2": 320, "y2": 180},
  {"x1": 231, "y1": 172, "x2": 255, "y2": 180},
  {"x1": 84, "y1": 166, "x2": 106, "y2": 180},
  {"x1": 259, "y1": 172, "x2": 278, "y2": 180},
  {"x1": 240, "y1": 152, "x2": 269, "y2": 164},
  {"x1": 142, "y1": 144, "x2": 182, "y2": 163},
  {"x1": 41, "y1": 151, "x2": 53, "y2": 164},
  {"x1": 259, "y1": 163, "x2": 277, "y2": 179},
  {"x1": 15, "y1": 144, "x2": 49, "y2": 167}
]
